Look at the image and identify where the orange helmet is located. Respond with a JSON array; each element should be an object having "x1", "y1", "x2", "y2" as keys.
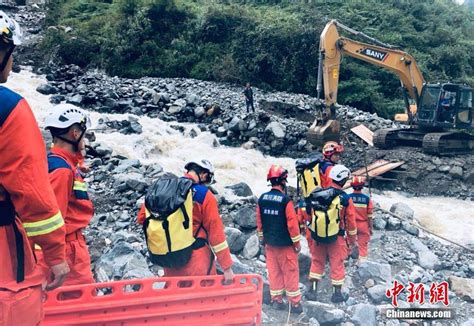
[
  {"x1": 350, "y1": 176, "x2": 365, "y2": 188},
  {"x1": 322, "y1": 141, "x2": 344, "y2": 158},
  {"x1": 267, "y1": 165, "x2": 288, "y2": 182}
]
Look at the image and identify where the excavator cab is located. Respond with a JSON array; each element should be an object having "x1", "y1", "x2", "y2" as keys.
[{"x1": 417, "y1": 83, "x2": 473, "y2": 131}]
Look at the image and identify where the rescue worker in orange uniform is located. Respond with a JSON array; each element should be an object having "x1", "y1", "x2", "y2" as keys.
[
  {"x1": 304, "y1": 165, "x2": 357, "y2": 303},
  {"x1": 0, "y1": 11, "x2": 69, "y2": 325},
  {"x1": 348, "y1": 176, "x2": 373, "y2": 263},
  {"x1": 40, "y1": 104, "x2": 95, "y2": 288},
  {"x1": 138, "y1": 160, "x2": 234, "y2": 283},
  {"x1": 320, "y1": 141, "x2": 344, "y2": 187},
  {"x1": 256, "y1": 165, "x2": 303, "y2": 313}
]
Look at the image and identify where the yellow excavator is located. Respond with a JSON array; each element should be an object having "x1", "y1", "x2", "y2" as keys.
[{"x1": 308, "y1": 20, "x2": 474, "y2": 155}]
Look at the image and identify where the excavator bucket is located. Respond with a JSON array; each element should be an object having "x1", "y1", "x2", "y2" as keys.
[{"x1": 307, "y1": 119, "x2": 341, "y2": 146}]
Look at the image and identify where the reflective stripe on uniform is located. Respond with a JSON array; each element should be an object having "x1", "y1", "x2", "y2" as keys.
[
  {"x1": 286, "y1": 289, "x2": 301, "y2": 297},
  {"x1": 257, "y1": 231, "x2": 263, "y2": 236},
  {"x1": 291, "y1": 234, "x2": 301, "y2": 243},
  {"x1": 145, "y1": 207, "x2": 151, "y2": 218},
  {"x1": 309, "y1": 272, "x2": 323, "y2": 280},
  {"x1": 270, "y1": 289, "x2": 284, "y2": 296},
  {"x1": 23, "y1": 211, "x2": 64, "y2": 237},
  {"x1": 348, "y1": 229, "x2": 357, "y2": 236},
  {"x1": 331, "y1": 278, "x2": 345, "y2": 285},
  {"x1": 212, "y1": 240, "x2": 229, "y2": 253},
  {"x1": 353, "y1": 203, "x2": 368, "y2": 208},
  {"x1": 73, "y1": 181, "x2": 87, "y2": 192}
]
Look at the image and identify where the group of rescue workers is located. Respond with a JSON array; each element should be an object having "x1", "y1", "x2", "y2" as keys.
[{"x1": 1, "y1": 12, "x2": 374, "y2": 324}]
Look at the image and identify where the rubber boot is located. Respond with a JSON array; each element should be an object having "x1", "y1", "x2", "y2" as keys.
[
  {"x1": 290, "y1": 302, "x2": 303, "y2": 314},
  {"x1": 271, "y1": 300, "x2": 286, "y2": 311},
  {"x1": 305, "y1": 280, "x2": 318, "y2": 301},
  {"x1": 331, "y1": 285, "x2": 348, "y2": 303}
]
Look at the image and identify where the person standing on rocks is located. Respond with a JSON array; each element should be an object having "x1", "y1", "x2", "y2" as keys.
[
  {"x1": 137, "y1": 159, "x2": 235, "y2": 283},
  {"x1": 304, "y1": 165, "x2": 357, "y2": 303},
  {"x1": 40, "y1": 104, "x2": 95, "y2": 293},
  {"x1": 256, "y1": 165, "x2": 303, "y2": 313},
  {"x1": 0, "y1": 11, "x2": 69, "y2": 325},
  {"x1": 242, "y1": 82, "x2": 255, "y2": 113},
  {"x1": 320, "y1": 141, "x2": 344, "y2": 187},
  {"x1": 348, "y1": 176, "x2": 373, "y2": 264}
]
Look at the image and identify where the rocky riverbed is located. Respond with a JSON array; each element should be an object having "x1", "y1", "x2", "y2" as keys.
[{"x1": 3, "y1": 3, "x2": 474, "y2": 325}]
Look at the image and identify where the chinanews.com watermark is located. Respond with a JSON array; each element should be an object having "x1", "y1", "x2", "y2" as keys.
[{"x1": 385, "y1": 280, "x2": 454, "y2": 320}]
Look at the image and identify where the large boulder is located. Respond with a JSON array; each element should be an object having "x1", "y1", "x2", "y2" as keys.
[
  {"x1": 228, "y1": 117, "x2": 248, "y2": 132},
  {"x1": 351, "y1": 303, "x2": 377, "y2": 326},
  {"x1": 367, "y1": 284, "x2": 390, "y2": 304},
  {"x1": 265, "y1": 121, "x2": 286, "y2": 139},
  {"x1": 94, "y1": 241, "x2": 152, "y2": 282},
  {"x1": 242, "y1": 234, "x2": 260, "y2": 259},
  {"x1": 303, "y1": 301, "x2": 345, "y2": 325},
  {"x1": 389, "y1": 202, "x2": 414, "y2": 220},
  {"x1": 225, "y1": 182, "x2": 253, "y2": 197},
  {"x1": 410, "y1": 238, "x2": 441, "y2": 271},
  {"x1": 449, "y1": 276, "x2": 474, "y2": 302},
  {"x1": 357, "y1": 261, "x2": 392, "y2": 285},
  {"x1": 232, "y1": 206, "x2": 257, "y2": 229},
  {"x1": 225, "y1": 227, "x2": 246, "y2": 253}
]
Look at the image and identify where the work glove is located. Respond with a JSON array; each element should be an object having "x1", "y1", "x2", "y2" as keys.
[{"x1": 45, "y1": 261, "x2": 70, "y2": 291}]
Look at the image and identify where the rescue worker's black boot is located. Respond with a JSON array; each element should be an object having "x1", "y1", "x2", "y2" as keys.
[
  {"x1": 331, "y1": 285, "x2": 348, "y2": 303},
  {"x1": 271, "y1": 300, "x2": 286, "y2": 311},
  {"x1": 290, "y1": 302, "x2": 304, "y2": 314},
  {"x1": 305, "y1": 281, "x2": 318, "y2": 301}
]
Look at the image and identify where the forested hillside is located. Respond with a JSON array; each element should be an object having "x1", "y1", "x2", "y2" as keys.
[{"x1": 42, "y1": 0, "x2": 474, "y2": 118}]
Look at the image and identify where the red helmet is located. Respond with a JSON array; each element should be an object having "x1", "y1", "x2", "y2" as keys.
[
  {"x1": 322, "y1": 141, "x2": 344, "y2": 158},
  {"x1": 267, "y1": 165, "x2": 288, "y2": 181},
  {"x1": 350, "y1": 176, "x2": 365, "y2": 188}
]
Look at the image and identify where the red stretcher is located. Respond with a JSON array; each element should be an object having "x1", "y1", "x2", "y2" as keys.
[{"x1": 43, "y1": 274, "x2": 263, "y2": 325}]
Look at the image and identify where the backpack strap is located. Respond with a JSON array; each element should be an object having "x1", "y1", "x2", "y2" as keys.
[
  {"x1": 180, "y1": 204, "x2": 190, "y2": 229},
  {"x1": 47, "y1": 154, "x2": 73, "y2": 173}
]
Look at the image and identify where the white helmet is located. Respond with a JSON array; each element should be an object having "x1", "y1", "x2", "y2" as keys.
[
  {"x1": 0, "y1": 11, "x2": 22, "y2": 46},
  {"x1": 44, "y1": 104, "x2": 90, "y2": 132},
  {"x1": 328, "y1": 164, "x2": 351, "y2": 182},
  {"x1": 185, "y1": 159, "x2": 215, "y2": 184}
]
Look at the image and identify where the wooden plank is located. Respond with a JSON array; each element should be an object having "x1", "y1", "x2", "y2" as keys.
[
  {"x1": 343, "y1": 160, "x2": 405, "y2": 189},
  {"x1": 350, "y1": 124, "x2": 374, "y2": 146}
]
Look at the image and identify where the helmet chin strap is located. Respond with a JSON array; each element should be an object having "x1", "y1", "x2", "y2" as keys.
[
  {"x1": 56, "y1": 129, "x2": 86, "y2": 153},
  {"x1": 0, "y1": 45, "x2": 14, "y2": 71}
]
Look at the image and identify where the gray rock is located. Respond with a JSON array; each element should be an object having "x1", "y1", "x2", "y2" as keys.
[
  {"x1": 114, "y1": 159, "x2": 141, "y2": 173},
  {"x1": 386, "y1": 216, "x2": 401, "y2": 230},
  {"x1": 225, "y1": 227, "x2": 246, "y2": 253},
  {"x1": 94, "y1": 241, "x2": 152, "y2": 282},
  {"x1": 389, "y1": 202, "x2": 414, "y2": 220},
  {"x1": 357, "y1": 261, "x2": 392, "y2": 284},
  {"x1": 351, "y1": 303, "x2": 377, "y2": 326},
  {"x1": 228, "y1": 117, "x2": 248, "y2": 132},
  {"x1": 95, "y1": 145, "x2": 113, "y2": 157},
  {"x1": 367, "y1": 284, "x2": 389, "y2": 304},
  {"x1": 461, "y1": 318, "x2": 474, "y2": 326},
  {"x1": 185, "y1": 93, "x2": 200, "y2": 106},
  {"x1": 438, "y1": 165, "x2": 450, "y2": 172},
  {"x1": 232, "y1": 206, "x2": 257, "y2": 229},
  {"x1": 194, "y1": 106, "x2": 206, "y2": 118},
  {"x1": 373, "y1": 217, "x2": 387, "y2": 230},
  {"x1": 216, "y1": 126, "x2": 227, "y2": 137},
  {"x1": 308, "y1": 318, "x2": 320, "y2": 326},
  {"x1": 449, "y1": 166, "x2": 463, "y2": 179},
  {"x1": 242, "y1": 234, "x2": 260, "y2": 259},
  {"x1": 401, "y1": 221, "x2": 419, "y2": 236},
  {"x1": 67, "y1": 94, "x2": 84, "y2": 105},
  {"x1": 449, "y1": 276, "x2": 474, "y2": 302},
  {"x1": 464, "y1": 170, "x2": 474, "y2": 184},
  {"x1": 228, "y1": 254, "x2": 253, "y2": 274},
  {"x1": 303, "y1": 301, "x2": 345, "y2": 325},
  {"x1": 265, "y1": 121, "x2": 286, "y2": 139},
  {"x1": 225, "y1": 182, "x2": 253, "y2": 197},
  {"x1": 36, "y1": 83, "x2": 58, "y2": 95},
  {"x1": 168, "y1": 99, "x2": 186, "y2": 114},
  {"x1": 410, "y1": 238, "x2": 441, "y2": 271}
]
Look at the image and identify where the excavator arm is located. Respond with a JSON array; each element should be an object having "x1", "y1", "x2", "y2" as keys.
[{"x1": 309, "y1": 20, "x2": 426, "y2": 145}]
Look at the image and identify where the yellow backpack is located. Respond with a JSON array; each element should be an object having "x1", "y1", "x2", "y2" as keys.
[
  {"x1": 296, "y1": 153, "x2": 323, "y2": 199},
  {"x1": 143, "y1": 177, "x2": 196, "y2": 268},
  {"x1": 306, "y1": 187, "x2": 344, "y2": 244}
]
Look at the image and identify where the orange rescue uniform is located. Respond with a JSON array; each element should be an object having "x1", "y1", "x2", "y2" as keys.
[
  {"x1": 137, "y1": 174, "x2": 233, "y2": 276},
  {"x1": 0, "y1": 86, "x2": 66, "y2": 325},
  {"x1": 257, "y1": 187, "x2": 301, "y2": 304},
  {"x1": 37, "y1": 146, "x2": 95, "y2": 286},
  {"x1": 349, "y1": 190, "x2": 373, "y2": 261},
  {"x1": 304, "y1": 186, "x2": 357, "y2": 286}
]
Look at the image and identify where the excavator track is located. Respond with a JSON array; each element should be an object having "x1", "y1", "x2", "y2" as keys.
[
  {"x1": 422, "y1": 132, "x2": 474, "y2": 155},
  {"x1": 373, "y1": 128, "x2": 399, "y2": 149}
]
